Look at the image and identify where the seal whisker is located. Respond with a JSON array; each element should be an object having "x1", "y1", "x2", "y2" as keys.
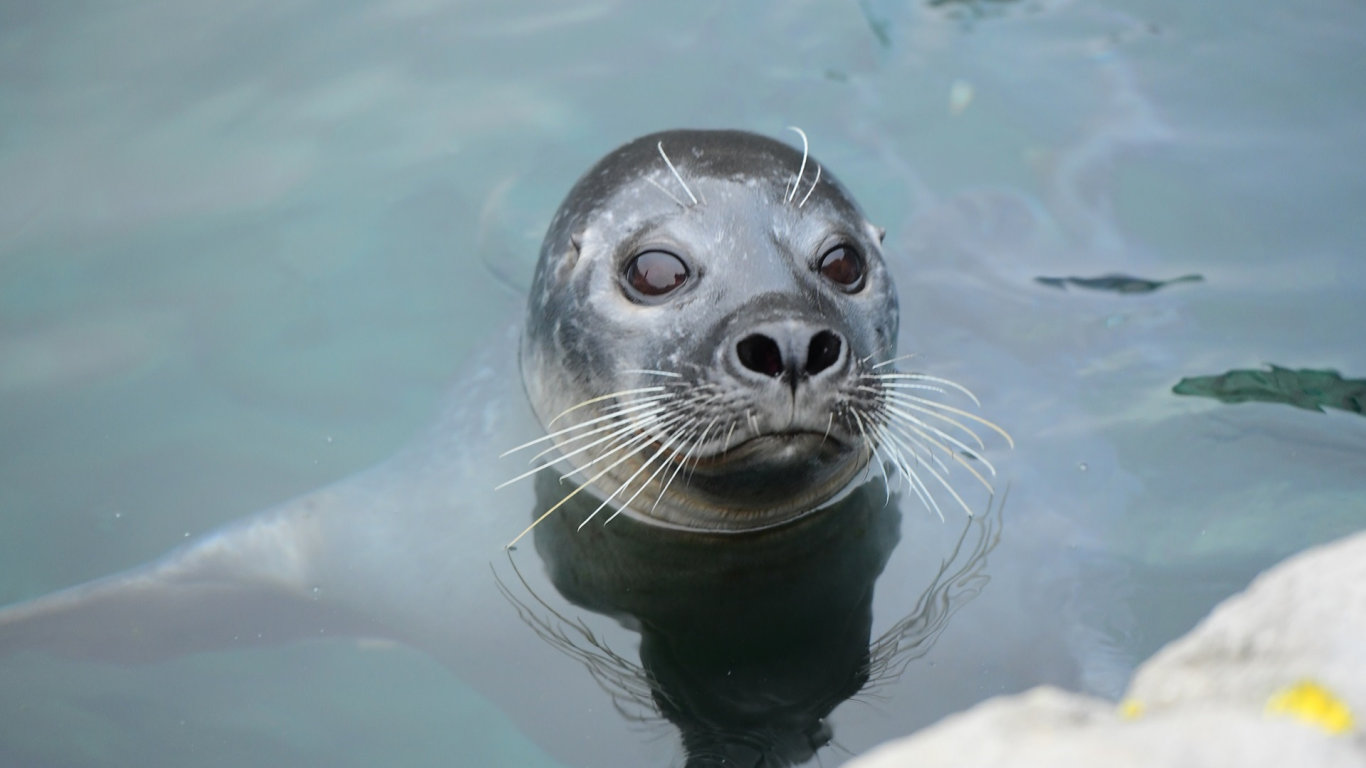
[
  {"x1": 628, "y1": 417, "x2": 706, "y2": 502},
  {"x1": 879, "y1": 427, "x2": 944, "y2": 520},
  {"x1": 643, "y1": 176, "x2": 688, "y2": 209},
  {"x1": 869, "y1": 372, "x2": 982, "y2": 407},
  {"x1": 848, "y1": 409, "x2": 896, "y2": 507},
  {"x1": 874, "y1": 421, "x2": 972, "y2": 518},
  {"x1": 884, "y1": 423, "x2": 971, "y2": 498},
  {"x1": 650, "y1": 419, "x2": 703, "y2": 488},
  {"x1": 654, "y1": 418, "x2": 716, "y2": 512},
  {"x1": 504, "y1": 410, "x2": 694, "y2": 548},
  {"x1": 871, "y1": 354, "x2": 920, "y2": 370},
  {"x1": 945, "y1": 451, "x2": 996, "y2": 495},
  {"x1": 880, "y1": 391, "x2": 1014, "y2": 449},
  {"x1": 846, "y1": 409, "x2": 879, "y2": 482},
  {"x1": 665, "y1": 412, "x2": 735, "y2": 491},
  {"x1": 852, "y1": 381, "x2": 981, "y2": 448},
  {"x1": 497, "y1": 413, "x2": 664, "y2": 491},
  {"x1": 603, "y1": 415, "x2": 712, "y2": 526},
  {"x1": 797, "y1": 163, "x2": 822, "y2": 208},
  {"x1": 533, "y1": 392, "x2": 679, "y2": 443},
  {"x1": 526, "y1": 409, "x2": 668, "y2": 468},
  {"x1": 863, "y1": 408, "x2": 945, "y2": 516},
  {"x1": 847, "y1": 370, "x2": 1001, "y2": 519},
  {"x1": 587, "y1": 423, "x2": 695, "y2": 530},
  {"x1": 505, "y1": 448, "x2": 638, "y2": 548},
  {"x1": 555, "y1": 410, "x2": 694, "y2": 482},
  {"x1": 522, "y1": 402, "x2": 676, "y2": 464},
  {"x1": 501, "y1": 397, "x2": 671, "y2": 457},
  {"x1": 785, "y1": 126, "x2": 810, "y2": 203},
  {"x1": 621, "y1": 369, "x2": 684, "y2": 378},
  {"x1": 548, "y1": 415, "x2": 670, "y2": 484},
  {"x1": 880, "y1": 409, "x2": 998, "y2": 499},
  {"x1": 860, "y1": 414, "x2": 913, "y2": 492},
  {"x1": 549, "y1": 386, "x2": 671, "y2": 427},
  {"x1": 721, "y1": 419, "x2": 738, "y2": 454},
  {"x1": 880, "y1": 399, "x2": 1000, "y2": 482},
  {"x1": 525, "y1": 407, "x2": 662, "y2": 459},
  {"x1": 876, "y1": 394, "x2": 990, "y2": 454},
  {"x1": 877, "y1": 416, "x2": 956, "y2": 477},
  {"x1": 874, "y1": 381, "x2": 950, "y2": 397},
  {"x1": 656, "y1": 141, "x2": 699, "y2": 206},
  {"x1": 582, "y1": 396, "x2": 705, "y2": 464}
]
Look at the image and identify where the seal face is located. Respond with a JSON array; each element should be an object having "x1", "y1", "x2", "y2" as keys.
[{"x1": 517, "y1": 129, "x2": 900, "y2": 532}]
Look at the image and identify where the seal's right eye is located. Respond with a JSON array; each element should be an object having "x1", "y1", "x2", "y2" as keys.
[{"x1": 624, "y1": 250, "x2": 689, "y2": 298}]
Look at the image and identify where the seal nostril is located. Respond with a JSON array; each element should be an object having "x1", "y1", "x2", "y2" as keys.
[
  {"x1": 737, "y1": 334, "x2": 785, "y2": 377},
  {"x1": 806, "y1": 331, "x2": 842, "y2": 376}
]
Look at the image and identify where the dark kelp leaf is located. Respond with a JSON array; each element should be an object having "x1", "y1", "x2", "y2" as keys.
[
  {"x1": 1173, "y1": 366, "x2": 1366, "y2": 415},
  {"x1": 1036, "y1": 273, "x2": 1203, "y2": 294}
]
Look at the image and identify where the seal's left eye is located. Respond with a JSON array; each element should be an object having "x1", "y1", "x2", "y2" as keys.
[
  {"x1": 624, "y1": 250, "x2": 689, "y2": 297},
  {"x1": 818, "y1": 244, "x2": 864, "y2": 289}
]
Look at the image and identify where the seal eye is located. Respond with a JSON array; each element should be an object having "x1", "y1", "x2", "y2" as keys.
[
  {"x1": 624, "y1": 250, "x2": 689, "y2": 298},
  {"x1": 817, "y1": 244, "x2": 864, "y2": 289}
]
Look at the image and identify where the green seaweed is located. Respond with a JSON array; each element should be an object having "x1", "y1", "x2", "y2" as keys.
[
  {"x1": 1036, "y1": 273, "x2": 1203, "y2": 294},
  {"x1": 1173, "y1": 366, "x2": 1366, "y2": 415}
]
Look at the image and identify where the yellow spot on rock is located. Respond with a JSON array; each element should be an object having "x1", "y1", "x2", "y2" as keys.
[
  {"x1": 1118, "y1": 698, "x2": 1145, "y2": 720},
  {"x1": 1265, "y1": 680, "x2": 1355, "y2": 735}
]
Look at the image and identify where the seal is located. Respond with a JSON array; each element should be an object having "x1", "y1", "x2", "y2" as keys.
[{"x1": 504, "y1": 130, "x2": 1006, "y2": 542}]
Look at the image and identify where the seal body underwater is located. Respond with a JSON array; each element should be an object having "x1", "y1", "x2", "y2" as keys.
[{"x1": 0, "y1": 129, "x2": 1005, "y2": 765}]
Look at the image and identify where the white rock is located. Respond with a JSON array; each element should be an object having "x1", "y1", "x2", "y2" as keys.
[
  {"x1": 1129, "y1": 530, "x2": 1366, "y2": 714},
  {"x1": 848, "y1": 531, "x2": 1366, "y2": 768}
]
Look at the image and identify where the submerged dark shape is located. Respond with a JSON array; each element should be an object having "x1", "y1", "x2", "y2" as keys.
[
  {"x1": 500, "y1": 472, "x2": 999, "y2": 767},
  {"x1": 1035, "y1": 273, "x2": 1203, "y2": 294},
  {"x1": 1173, "y1": 366, "x2": 1366, "y2": 415}
]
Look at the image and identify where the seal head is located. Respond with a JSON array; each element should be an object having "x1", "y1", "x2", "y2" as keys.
[{"x1": 520, "y1": 129, "x2": 899, "y2": 532}]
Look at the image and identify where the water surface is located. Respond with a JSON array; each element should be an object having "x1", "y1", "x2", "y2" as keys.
[{"x1": 1, "y1": 1, "x2": 1363, "y2": 765}]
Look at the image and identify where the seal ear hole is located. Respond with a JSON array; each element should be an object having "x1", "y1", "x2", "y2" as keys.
[
  {"x1": 817, "y1": 244, "x2": 865, "y2": 291},
  {"x1": 623, "y1": 249, "x2": 689, "y2": 300}
]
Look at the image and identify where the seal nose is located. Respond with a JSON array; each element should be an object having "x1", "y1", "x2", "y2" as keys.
[{"x1": 735, "y1": 328, "x2": 845, "y2": 380}]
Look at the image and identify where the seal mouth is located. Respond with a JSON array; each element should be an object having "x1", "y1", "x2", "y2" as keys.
[
  {"x1": 673, "y1": 431, "x2": 865, "y2": 522},
  {"x1": 694, "y1": 431, "x2": 847, "y2": 470}
]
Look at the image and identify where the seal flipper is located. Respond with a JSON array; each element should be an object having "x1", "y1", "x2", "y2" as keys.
[{"x1": 0, "y1": 509, "x2": 382, "y2": 664}]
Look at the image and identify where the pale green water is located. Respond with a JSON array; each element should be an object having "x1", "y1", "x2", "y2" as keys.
[{"x1": 1, "y1": 1, "x2": 1363, "y2": 766}]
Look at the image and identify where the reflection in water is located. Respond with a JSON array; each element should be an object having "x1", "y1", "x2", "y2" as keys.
[{"x1": 498, "y1": 473, "x2": 1002, "y2": 766}]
